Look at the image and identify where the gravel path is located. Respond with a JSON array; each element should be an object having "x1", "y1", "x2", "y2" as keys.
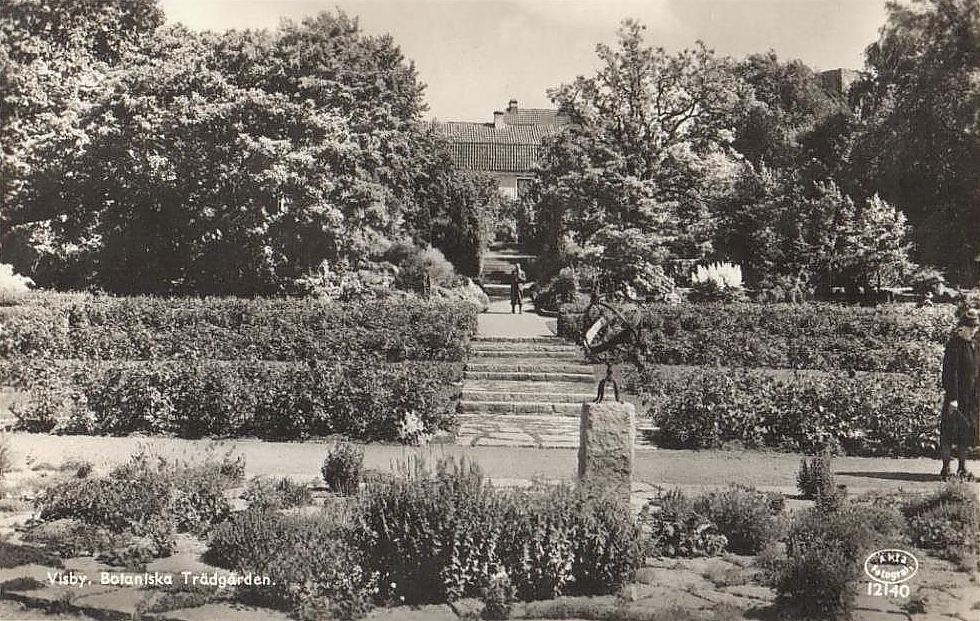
[{"x1": 5, "y1": 432, "x2": 969, "y2": 496}]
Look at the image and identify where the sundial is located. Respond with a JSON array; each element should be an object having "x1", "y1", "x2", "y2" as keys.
[{"x1": 579, "y1": 297, "x2": 641, "y2": 403}]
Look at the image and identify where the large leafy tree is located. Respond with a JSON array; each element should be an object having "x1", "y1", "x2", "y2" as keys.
[
  {"x1": 531, "y1": 20, "x2": 748, "y2": 291},
  {"x1": 2, "y1": 6, "x2": 458, "y2": 294},
  {"x1": 852, "y1": 0, "x2": 980, "y2": 283},
  {"x1": 0, "y1": 0, "x2": 165, "y2": 283}
]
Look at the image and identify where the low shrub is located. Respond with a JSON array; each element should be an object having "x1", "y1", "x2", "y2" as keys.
[
  {"x1": 244, "y1": 477, "x2": 313, "y2": 511},
  {"x1": 0, "y1": 295, "x2": 478, "y2": 362},
  {"x1": 642, "y1": 367, "x2": 941, "y2": 457},
  {"x1": 534, "y1": 268, "x2": 580, "y2": 312},
  {"x1": 692, "y1": 485, "x2": 782, "y2": 555},
  {"x1": 357, "y1": 457, "x2": 641, "y2": 605},
  {"x1": 36, "y1": 447, "x2": 241, "y2": 544},
  {"x1": 639, "y1": 489, "x2": 728, "y2": 558},
  {"x1": 7, "y1": 359, "x2": 461, "y2": 442},
  {"x1": 0, "y1": 539, "x2": 65, "y2": 568},
  {"x1": 321, "y1": 442, "x2": 364, "y2": 496},
  {"x1": 558, "y1": 302, "x2": 952, "y2": 375},
  {"x1": 903, "y1": 482, "x2": 979, "y2": 569},
  {"x1": 768, "y1": 502, "x2": 904, "y2": 619},
  {"x1": 798, "y1": 450, "x2": 836, "y2": 500},
  {"x1": 205, "y1": 508, "x2": 377, "y2": 621}
]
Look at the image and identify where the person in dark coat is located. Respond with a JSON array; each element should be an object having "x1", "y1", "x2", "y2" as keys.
[
  {"x1": 940, "y1": 308, "x2": 979, "y2": 480},
  {"x1": 510, "y1": 265, "x2": 525, "y2": 314}
]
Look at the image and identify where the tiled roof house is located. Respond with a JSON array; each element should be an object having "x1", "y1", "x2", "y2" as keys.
[{"x1": 433, "y1": 99, "x2": 570, "y2": 199}]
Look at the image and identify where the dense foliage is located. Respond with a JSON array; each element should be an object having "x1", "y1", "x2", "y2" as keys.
[
  {"x1": 0, "y1": 296, "x2": 478, "y2": 362},
  {"x1": 640, "y1": 366, "x2": 940, "y2": 456},
  {"x1": 35, "y1": 447, "x2": 244, "y2": 558},
  {"x1": 0, "y1": 3, "x2": 493, "y2": 294},
  {"x1": 356, "y1": 458, "x2": 641, "y2": 605},
  {"x1": 768, "y1": 502, "x2": 904, "y2": 619},
  {"x1": 560, "y1": 302, "x2": 951, "y2": 374},
  {"x1": 6, "y1": 359, "x2": 461, "y2": 441}
]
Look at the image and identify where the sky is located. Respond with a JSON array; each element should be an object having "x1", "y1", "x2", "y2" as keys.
[{"x1": 159, "y1": 0, "x2": 890, "y2": 122}]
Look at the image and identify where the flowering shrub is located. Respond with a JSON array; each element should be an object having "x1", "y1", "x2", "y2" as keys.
[
  {"x1": 689, "y1": 262, "x2": 746, "y2": 303},
  {"x1": 0, "y1": 263, "x2": 34, "y2": 306},
  {"x1": 6, "y1": 359, "x2": 461, "y2": 442},
  {"x1": 0, "y1": 295, "x2": 478, "y2": 362},
  {"x1": 244, "y1": 477, "x2": 313, "y2": 511},
  {"x1": 356, "y1": 457, "x2": 641, "y2": 605},
  {"x1": 642, "y1": 366, "x2": 941, "y2": 456}
]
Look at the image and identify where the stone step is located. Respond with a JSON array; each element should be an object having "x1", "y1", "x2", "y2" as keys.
[
  {"x1": 462, "y1": 379, "x2": 598, "y2": 394},
  {"x1": 462, "y1": 389, "x2": 594, "y2": 403},
  {"x1": 472, "y1": 336, "x2": 562, "y2": 344},
  {"x1": 470, "y1": 341, "x2": 577, "y2": 352},
  {"x1": 470, "y1": 349, "x2": 582, "y2": 359},
  {"x1": 459, "y1": 401, "x2": 582, "y2": 415},
  {"x1": 467, "y1": 361, "x2": 594, "y2": 374},
  {"x1": 481, "y1": 283, "x2": 533, "y2": 297},
  {"x1": 464, "y1": 371, "x2": 595, "y2": 383}
]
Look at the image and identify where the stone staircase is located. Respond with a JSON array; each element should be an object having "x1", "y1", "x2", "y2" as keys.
[
  {"x1": 456, "y1": 335, "x2": 596, "y2": 448},
  {"x1": 480, "y1": 245, "x2": 535, "y2": 300}
]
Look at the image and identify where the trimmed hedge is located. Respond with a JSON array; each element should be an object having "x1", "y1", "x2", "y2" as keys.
[
  {"x1": 639, "y1": 366, "x2": 941, "y2": 456},
  {"x1": 6, "y1": 358, "x2": 461, "y2": 441},
  {"x1": 559, "y1": 302, "x2": 950, "y2": 375},
  {"x1": 0, "y1": 296, "x2": 478, "y2": 362}
]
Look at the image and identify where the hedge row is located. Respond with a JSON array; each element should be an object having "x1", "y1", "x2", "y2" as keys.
[
  {"x1": 559, "y1": 302, "x2": 949, "y2": 375},
  {"x1": 635, "y1": 365, "x2": 942, "y2": 456},
  {"x1": 7, "y1": 358, "x2": 461, "y2": 441},
  {"x1": 0, "y1": 296, "x2": 479, "y2": 362}
]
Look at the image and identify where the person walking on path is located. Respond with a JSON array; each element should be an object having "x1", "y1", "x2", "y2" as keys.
[
  {"x1": 940, "y1": 308, "x2": 979, "y2": 481},
  {"x1": 510, "y1": 265, "x2": 525, "y2": 314}
]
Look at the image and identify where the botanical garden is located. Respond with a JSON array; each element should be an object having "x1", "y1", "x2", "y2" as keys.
[{"x1": 0, "y1": 0, "x2": 978, "y2": 620}]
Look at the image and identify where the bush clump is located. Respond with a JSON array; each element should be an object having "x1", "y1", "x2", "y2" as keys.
[
  {"x1": 558, "y1": 302, "x2": 951, "y2": 375},
  {"x1": 640, "y1": 489, "x2": 728, "y2": 558},
  {"x1": 902, "y1": 482, "x2": 979, "y2": 569},
  {"x1": 692, "y1": 485, "x2": 782, "y2": 555},
  {"x1": 36, "y1": 447, "x2": 243, "y2": 554},
  {"x1": 206, "y1": 507, "x2": 377, "y2": 621},
  {"x1": 643, "y1": 367, "x2": 940, "y2": 457},
  {"x1": 356, "y1": 458, "x2": 641, "y2": 605},
  {"x1": 7, "y1": 359, "x2": 461, "y2": 442},
  {"x1": 321, "y1": 442, "x2": 364, "y2": 496},
  {"x1": 767, "y1": 502, "x2": 904, "y2": 619},
  {"x1": 0, "y1": 296, "x2": 478, "y2": 362},
  {"x1": 244, "y1": 477, "x2": 313, "y2": 511},
  {"x1": 798, "y1": 450, "x2": 837, "y2": 500}
]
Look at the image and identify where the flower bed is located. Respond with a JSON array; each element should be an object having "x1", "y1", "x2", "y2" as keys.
[
  {"x1": 5, "y1": 358, "x2": 461, "y2": 441},
  {"x1": 637, "y1": 366, "x2": 941, "y2": 456},
  {"x1": 559, "y1": 302, "x2": 950, "y2": 375},
  {"x1": 0, "y1": 296, "x2": 478, "y2": 362}
]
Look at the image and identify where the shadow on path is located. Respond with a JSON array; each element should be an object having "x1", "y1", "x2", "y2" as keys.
[{"x1": 836, "y1": 470, "x2": 939, "y2": 482}]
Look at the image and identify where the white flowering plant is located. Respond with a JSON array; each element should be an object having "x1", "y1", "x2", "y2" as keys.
[{"x1": 689, "y1": 262, "x2": 746, "y2": 303}]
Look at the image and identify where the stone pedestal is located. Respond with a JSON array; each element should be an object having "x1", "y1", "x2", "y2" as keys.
[{"x1": 578, "y1": 402, "x2": 635, "y2": 498}]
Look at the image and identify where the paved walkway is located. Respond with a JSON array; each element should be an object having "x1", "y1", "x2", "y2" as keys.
[
  {"x1": 459, "y1": 300, "x2": 603, "y2": 447},
  {"x1": 476, "y1": 299, "x2": 558, "y2": 337}
]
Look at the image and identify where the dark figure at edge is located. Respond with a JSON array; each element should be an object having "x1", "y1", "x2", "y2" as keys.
[
  {"x1": 510, "y1": 265, "x2": 525, "y2": 314},
  {"x1": 940, "y1": 308, "x2": 979, "y2": 481}
]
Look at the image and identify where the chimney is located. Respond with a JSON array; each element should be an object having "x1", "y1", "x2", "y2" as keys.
[
  {"x1": 493, "y1": 110, "x2": 505, "y2": 128},
  {"x1": 507, "y1": 99, "x2": 518, "y2": 113}
]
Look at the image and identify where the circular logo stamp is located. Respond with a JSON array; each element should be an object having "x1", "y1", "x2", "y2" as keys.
[{"x1": 864, "y1": 549, "x2": 919, "y2": 585}]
